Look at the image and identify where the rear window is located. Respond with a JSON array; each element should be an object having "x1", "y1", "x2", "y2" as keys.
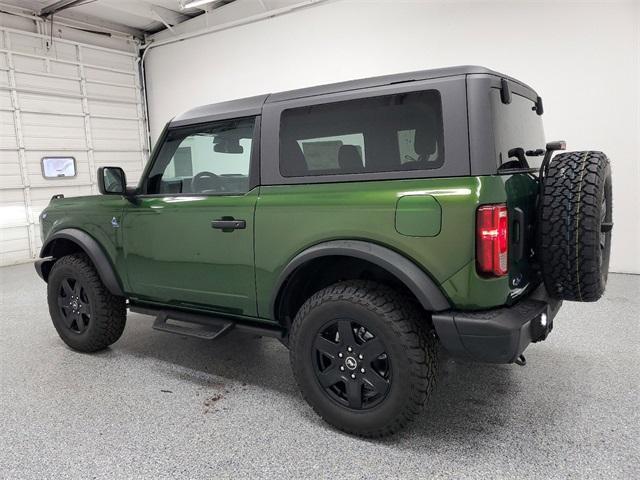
[
  {"x1": 279, "y1": 90, "x2": 444, "y2": 177},
  {"x1": 492, "y1": 90, "x2": 545, "y2": 169}
]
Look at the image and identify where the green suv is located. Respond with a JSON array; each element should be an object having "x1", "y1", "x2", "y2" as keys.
[{"x1": 35, "y1": 66, "x2": 613, "y2": 437}]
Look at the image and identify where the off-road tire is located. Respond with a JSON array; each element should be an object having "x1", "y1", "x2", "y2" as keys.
[
  {"x1": 539, "y1": 151, "x2": 612, "y2": 301},
  {"x1": 47, "y1": 253, "x2": 126, "y2": 352},
  {"x1": 289, "y1": 280, "x2": 438, "y2": 438}
]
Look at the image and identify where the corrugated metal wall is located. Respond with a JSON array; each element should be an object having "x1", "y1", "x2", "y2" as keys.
[{"x1": 0, "y1": 26, "x2": 148, "y2": 265}]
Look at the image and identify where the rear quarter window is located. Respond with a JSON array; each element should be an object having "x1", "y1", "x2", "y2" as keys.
[{"x1": 279, "y1": 90, "x2": 444, "y2": 177}]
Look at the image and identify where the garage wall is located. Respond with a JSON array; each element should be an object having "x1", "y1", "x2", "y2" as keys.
[
  {"x1": 0, "y1": 22, "x2": 148, "y2": 265},
  {"x1": 143, "y1": 0, "x2": 640, "y2": 274}
]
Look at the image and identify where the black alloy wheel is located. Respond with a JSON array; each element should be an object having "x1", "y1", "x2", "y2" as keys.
[
  {"x1": 57, "y1": 276, "x2": 92, "y2": 334},
  {"x1": 312, "y1": 318, "x2": 391, "y2": 410},
  {"x1": 47, "y1": 253, "x2": 126, "y2": 352},
  {"x1": 289, "y1": 280, "x2": 438, "y2": 437}
]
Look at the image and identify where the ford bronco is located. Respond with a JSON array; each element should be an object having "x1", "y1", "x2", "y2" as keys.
[{"x1": 35, "y1": 66, "x2": 613, "y2": 437}]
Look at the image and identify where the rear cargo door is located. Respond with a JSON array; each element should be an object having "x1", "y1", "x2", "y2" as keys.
[{"x1": 491, "y1": 87, "x2": 546, "y2": 291}]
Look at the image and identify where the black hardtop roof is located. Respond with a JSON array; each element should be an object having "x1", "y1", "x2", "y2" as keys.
[{"x1": 169, "y1": 65, "x2": 536, "y2": 127}]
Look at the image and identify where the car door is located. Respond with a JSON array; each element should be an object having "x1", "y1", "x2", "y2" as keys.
[{"x1": 121, "y1": 116, "x2": 259, "y2": 317}]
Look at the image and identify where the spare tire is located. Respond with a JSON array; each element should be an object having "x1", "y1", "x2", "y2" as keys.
[{"x1": 538, "y1": 151, "x2": 612, "y2": 301}]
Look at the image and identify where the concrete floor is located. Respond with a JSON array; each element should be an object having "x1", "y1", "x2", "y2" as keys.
[{"x1": 0, "y1": 263, "x2": 638, "y2": 479}]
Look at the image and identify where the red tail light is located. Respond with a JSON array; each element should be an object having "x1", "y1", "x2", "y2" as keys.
[{"x1": 476, "y1": 204, "x2": 509, "y2": 276}]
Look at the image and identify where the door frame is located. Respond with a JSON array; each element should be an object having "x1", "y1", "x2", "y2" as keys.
[
  {"x1": 118, "y1": 114, "x2": 263, "y2": 315},
  {"x1": 134, "y1": 115, "x2": 262, "y2": 198}
]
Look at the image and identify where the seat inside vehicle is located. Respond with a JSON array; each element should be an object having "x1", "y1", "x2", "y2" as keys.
[
  {"x1": 338, "y1": 145, "x2": 364, "y2": 173},
  {"x1": 281, "y1": 140, "x2": 309, "y2": 176},
  {"x1": 401, "y1": 118, "x2": 442, "y2": 170}
]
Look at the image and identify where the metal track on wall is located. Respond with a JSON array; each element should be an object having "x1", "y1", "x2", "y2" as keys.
[{"x1": 0, "y1": 26, "x2": 148, "y2": 265}]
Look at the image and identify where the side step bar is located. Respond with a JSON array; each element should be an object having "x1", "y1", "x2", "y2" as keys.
[
  {"x1": 153, "y1": 312, "x2": 235, "y2": 340},
  {"x1": 130, "y1": 305, "x2": 285, "y2": 341}
]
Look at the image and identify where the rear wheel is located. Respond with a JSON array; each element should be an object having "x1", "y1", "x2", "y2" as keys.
[
  {"x1": 47, "y1": 253, "x2": 126, "y2": 352},
  {"x1": 539, "y1": 151, "x2": 613, "y2": 301},
  {"x1": 289, "y1": 281, "x2": 437, "y2": 437}
]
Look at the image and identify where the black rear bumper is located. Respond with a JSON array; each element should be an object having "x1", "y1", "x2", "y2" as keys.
[{"x1": 432, "y1": 284, "x2": 562, "y2": 363}]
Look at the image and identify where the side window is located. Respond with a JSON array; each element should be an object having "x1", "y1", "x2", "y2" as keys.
[
  {"x1": 299, "y1": 134, "x2": 365, "y2": 171},
  {"x1": 173, "y1": 147, "x2": 193, "y2": 177},
  {"x1": 279, "y1": 90, "x2": 444, "y2": 177},
  {"x1": 397, "y1": 128, "x2": 441, "y2": 165},
  {"x1": 146, "y1": 117, "x2": 255, "y2": 195}
]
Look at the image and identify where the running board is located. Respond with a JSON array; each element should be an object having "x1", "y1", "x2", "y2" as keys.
[
  {"x1": 152, "y1": 312, "x2": 235, "y2": 340},
  {"x1": 130, "y1": 305, "x2": 285, "y2": 341}
]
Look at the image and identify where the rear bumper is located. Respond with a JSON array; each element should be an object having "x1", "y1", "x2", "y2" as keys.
[{"x1": 432, "y1": 284, "x2": 562, "y2": 363}]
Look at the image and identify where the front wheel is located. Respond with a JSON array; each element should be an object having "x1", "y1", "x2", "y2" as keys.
[
  {"x1": 47, "y1": 253, "x2": 126, "y2": 352},
  {"x1": 289, "y1": 281, "x2": 438, "y2": 437}
]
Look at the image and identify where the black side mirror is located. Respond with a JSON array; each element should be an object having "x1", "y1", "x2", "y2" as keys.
[{"x1": 98, "y1": 166, "x2": 126, "y2": 195}]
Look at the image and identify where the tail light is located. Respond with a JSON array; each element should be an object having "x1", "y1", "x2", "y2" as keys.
[{"x1": 476, "y1": 204, "x2": 509, "y2": 276}]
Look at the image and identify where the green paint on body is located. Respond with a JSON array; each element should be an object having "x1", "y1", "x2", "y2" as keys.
[
  {"x1": 41, "y1": 173, "x2": 538, "y2": 322},
  {"x1": 395, "y1": 195, "x2": 442, "y2": 237}
]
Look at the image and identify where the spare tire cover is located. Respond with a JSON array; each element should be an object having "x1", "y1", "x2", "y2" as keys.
[{"x1": 538, "y1": 151, "x2": 613, "y2": 301}]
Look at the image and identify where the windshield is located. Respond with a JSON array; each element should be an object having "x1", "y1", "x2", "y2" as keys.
[{"x1": 491, "y1": 90, "x2": 545, "y2": 169}]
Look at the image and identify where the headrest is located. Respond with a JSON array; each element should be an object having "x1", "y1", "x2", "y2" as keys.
[
  {"x1": 338, "y1": 145, "x2": 364, "y2": 173},
  {"x1": 281, "y1": 140, "x2": 308, "y2": 176},
  {"x1": 414, "y1": 115, "x2": 439, "y2": 156}
]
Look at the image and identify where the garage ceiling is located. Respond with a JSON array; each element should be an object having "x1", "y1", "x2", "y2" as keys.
[{"x1": 0, "y1": 0, "x2": 236, "y2": 37}]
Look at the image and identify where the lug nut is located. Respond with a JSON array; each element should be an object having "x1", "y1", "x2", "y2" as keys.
[
  {"x1": 351, "y1": 374, "x2": 356, "y2": 379},
  {"x1": 340, "y1": 366, "x2": 345, "y2": 371},
  {"x1": 358, "y1": 354, "x2": 363, "y2": 360},
  {"x1": 338, "y1": 353, "x2": 343, "y2": 358},
  {"x1": 347, "y1": 347, "x2": 352, "y2": 352},
  {"x1": 360, "y1": 368, "x2": 365, "y2": 373}
]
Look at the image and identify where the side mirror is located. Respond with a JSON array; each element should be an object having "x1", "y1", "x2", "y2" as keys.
[{"x1": 98, "y1": 166, "x2": 126, "y2": 195}]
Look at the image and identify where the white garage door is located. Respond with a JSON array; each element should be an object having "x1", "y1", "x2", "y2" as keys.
[{"x1": 0, "y1": 26, "x2": 147, "y2": 266}]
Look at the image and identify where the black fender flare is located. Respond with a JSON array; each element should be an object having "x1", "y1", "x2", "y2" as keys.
[
  {"x1": 37, "y1": 228, "x2": 125, "y2": 297},
  {"x1": 271, "y1": 240, "x2": 451, "y2": 320}
]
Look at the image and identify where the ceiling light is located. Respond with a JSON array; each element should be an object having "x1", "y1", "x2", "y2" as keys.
[{"x1": 182, "y1": 0, "x2": 221, "y2": 9}]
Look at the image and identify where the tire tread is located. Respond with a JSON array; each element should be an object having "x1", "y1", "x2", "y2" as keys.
[
  {"x1": 289, "y1": 280, "x2": 437, "y2": 438},
  {"x1": 539, "y1": 151, "x2": 611, "y2": 301},
  {"x1": 47, "y1": 253, "x2": 126, "y2": 352}
]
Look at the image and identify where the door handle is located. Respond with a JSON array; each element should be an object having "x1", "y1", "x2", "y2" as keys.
[
  {"x1": 512, "y1": 207, "x2": 525, "y2": 262},
  {"x1": 211, "y1": 218, "x2": 246, "y2": 231}
]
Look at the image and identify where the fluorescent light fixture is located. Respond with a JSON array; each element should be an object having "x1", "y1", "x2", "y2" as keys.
[{"x1": 182, "y1": 0, "x2": 220, "y2": 9}]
